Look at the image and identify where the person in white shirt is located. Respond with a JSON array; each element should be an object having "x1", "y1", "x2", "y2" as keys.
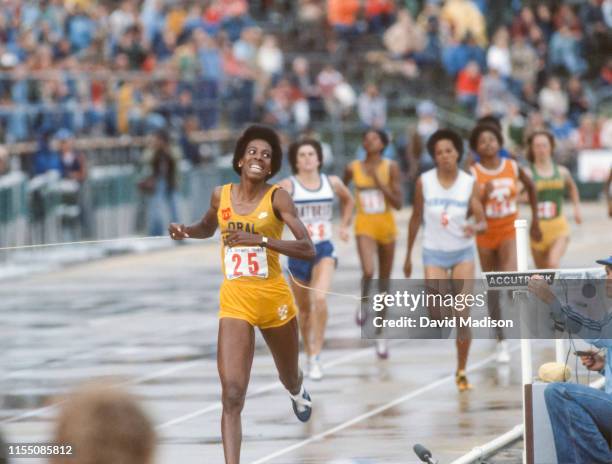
[
  {"x1": 404, "y1": 129, "x2": 486, "y2": 391},
  {"x1": 278, "y1": 140, "x2": 354, "y2": 380}
]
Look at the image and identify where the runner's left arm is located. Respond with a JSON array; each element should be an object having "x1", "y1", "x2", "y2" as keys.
[
  {"x1": 329, "y1": 175, "x2": 355, "y2": 239},
  {"x1": 270, "y1": 188, "x2": 316, "y2": 259},
  {"x1": 518, "y1": 166, "x2": 542, "y2": 241},
  {"x1": 560, "y1": 166, "x2": 582, "y2": 224},
  {"x1": 226, "y1": 188, "x2": 315, "y2": 260}
]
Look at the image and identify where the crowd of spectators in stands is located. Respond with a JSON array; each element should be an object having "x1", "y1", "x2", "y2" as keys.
[{"x1": 0, "y1": 0, "x2": 609, "y2": 176}]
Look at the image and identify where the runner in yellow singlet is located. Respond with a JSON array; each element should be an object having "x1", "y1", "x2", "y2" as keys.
[
  {"x1": 343, "y1": 129, "x2": 402, "y2": 359},
  {"x1": 168, "y1": 125, "x2": 315, "y2": 464}
]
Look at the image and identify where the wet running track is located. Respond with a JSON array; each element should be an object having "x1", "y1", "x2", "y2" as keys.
[{"x1": 1, "y1": 203, "x2": 610, "y2": 463}]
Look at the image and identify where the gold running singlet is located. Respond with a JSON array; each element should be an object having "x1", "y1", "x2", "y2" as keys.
[
  {"x1": 351, "y1": 159, "x2": 397, "y2": 244},
  {"x1": 217, "y1": 184, "x2": 297, "y2": 328}
]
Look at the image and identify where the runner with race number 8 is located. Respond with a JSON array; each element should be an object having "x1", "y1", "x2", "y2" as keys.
[
  {"x1": 278, "y1": 139, "x2": 354, "y2": 381},
  {"x1": 168, "y1": 125, "x2": 315, "y2": 464}
]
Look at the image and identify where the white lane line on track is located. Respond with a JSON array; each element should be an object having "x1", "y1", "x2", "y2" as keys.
[
  {"x1": 155, "y1": 342, "x2": 402, "y2": 431},
  {"x1": 248, "y1": 345, "x2": 521, "y2": 464}
]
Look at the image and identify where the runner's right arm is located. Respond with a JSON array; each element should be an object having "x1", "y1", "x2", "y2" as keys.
[{"x1": 168, "y1": 186, "x2": 221, "y2": 239}]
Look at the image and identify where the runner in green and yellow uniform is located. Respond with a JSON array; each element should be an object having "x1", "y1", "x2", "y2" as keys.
[{"x1": 525, "y1": 131, "x2": 582, "y2": 269}]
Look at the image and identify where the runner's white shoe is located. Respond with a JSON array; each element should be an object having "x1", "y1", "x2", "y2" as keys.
[
  {"x1": 496, "y1": 340, "x2": 510, "y2": 363},
  {"x1": 290, "y1": 385, "x2": 312, "y2": 422},
  {"x1": 309, "y1": 356, "x2": 323, "y2": 381},
  {"x1": 376, "y1": 339, "x2": 389, "y2": 359}
]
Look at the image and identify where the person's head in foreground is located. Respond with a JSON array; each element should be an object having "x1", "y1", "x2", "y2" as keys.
[
  {"x1": 232, "y1": 124, "x2": 283, "y2": 181},
  {"x1": 427, "y1": 128, "x2": 464, "y2": 173},
  {"x1": 51, "y1": 383, "x2": 156, "y2": 464}
]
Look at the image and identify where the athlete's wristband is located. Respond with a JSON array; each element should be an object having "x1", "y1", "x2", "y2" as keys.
[{"x1": 261, "y1": 236, "x2": 268, "y2": 248}]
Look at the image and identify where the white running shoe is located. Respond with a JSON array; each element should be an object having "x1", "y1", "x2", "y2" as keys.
[
  {"x1": 496, "y1": 340, "x2": 510, "y2": 363},
  {"x1": 309, "y1": 356, "x2": 323, "y2": 381},
  {"x1": 376, "y1": 339, "x2": 389, "y2": 359}
]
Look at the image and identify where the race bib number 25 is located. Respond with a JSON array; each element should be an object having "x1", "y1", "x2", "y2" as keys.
[{"x1": 224, "y1": 246, "x2": 268, "y2": 280}]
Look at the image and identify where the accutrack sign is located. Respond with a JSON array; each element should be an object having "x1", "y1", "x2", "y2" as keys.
[{"x1": 484, "y1": 271, "x2": 556, "y2": 289}]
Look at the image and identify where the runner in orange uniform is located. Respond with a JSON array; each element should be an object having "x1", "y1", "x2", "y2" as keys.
[{"x1": 469, "y1": 124, "x2": 541, "y2": 362}]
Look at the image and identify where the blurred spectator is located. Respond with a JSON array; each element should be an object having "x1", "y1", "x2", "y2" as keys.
[
  {"x1": 66, "y1": 5, "x2": 97, "y2": 53},
  {"x1": 580, "y1": 0, "x2": 608, "y2": 55},
  {"x1": 223, "y1": 29, "x2": 258, "y2": 127},
  {"x1": 487, "y1": 27, "x2": 512, "y2": 78},
  {"x1": 50, "y1": 383, "x2": 156, "y2": 464},
  {"x1": 538, "y1": 76, "x2": 568, "y2": 121},
  {"x1": 296, "y1": 0, "x2": 326, "y2": 50},
  {"x1": 407, "y1": 100, "x2": 439, "y2": 180},
  {"x1": 327, "y1": 0, "x2": 361, "y2": 41},
  {"x1": 442, "y1": 32, "x2": 486, "y2": 77},
  {"x1": 317, "y1": 64, "x2": 343, "y2": 117},
  {"x1": 440, "y1": 0, "x2": 487, "y2": 47},
  {"x1": 193, "y1": 30, "x2": 222, "y2": 129},
  {"x1": 33, "y1": 133, "x2": 62, "y2": 177},
  {"x1": 109, "y1": 1, "x2": 137, "y2": 44},
  {"x1": 504, "y1": 104, "x2": 526, "y2": 154},
  {"x1": 511, "y1": 6, "x2": 536, "y2": 39},
  {"x1": 576, "y1": 113, "x2": 602, "y2": 150},
  {"x1": 180, "y1": 116, "x2": 203, "y2": 165},
  {"x1": 263, "y1": 78, "x2": 307, "y2": 130},
  {"x1": 549, "y1": 25, "x2": 587, "y2": 76},
  {"x1": 0, "y1": 147, "x2": 9, "y2": 176},
  {"x1": 510, "y1": 34, "x2": 538, "y2": 91},
  {"x1": 365, "y1": 0, "x2": 396, "y2": 34},
  {"x1": 383, "y1": 9, "x2": 425, "y2": 58},
  {"x1": 221, "y1": 0, "x2": 254, "y2": 43},
  {"x1": 605, "y1": 0, "x2": 612, "y2": 28},
  {"x1": 549, "y1": 109, "x2": 578, "y2": 168},
  {"x1": 358, "y1": 83, "x2": 387, "y2": 129},
  {"x1": 115, "y1": 25, "x2": 147, "y2": 70},
  {"x1": 455, "y1": 60, "x2": 481, "y2": 114},
  {"x1": 257, "y1": 34, "x2": 284, "y2": 83},
  {"x1": 291, "y1": 56, "x2": 318, "y2": 101},
  {"x1": 567, "y1": 76, "x2": 590, "y2": 125},
  {"x1": 477, "y1": 67, "x2": 515, "y2": 117},
  {"x1": 56, "y1": 129, "x2": 87, "y2": 183},
  {"x1": 524, "y1": 111, "x2": 548, "y2": 140},
  {"x1": 139, "y1": 129, "x2": 181, "y2": 237},
  {"x1": 535, "y1": 4, "x2": 555, "y2": 42},
  {"x1": 599, "y1": 57, "x2": 612, "y2": 88},
  {"x1": 600, "y1": 118, "x2": 612, "y2": 149}
]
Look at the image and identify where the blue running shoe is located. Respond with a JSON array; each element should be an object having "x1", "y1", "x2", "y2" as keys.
[{"x1": 290, "y1": 386, "x2": 312, "y2": 422}]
